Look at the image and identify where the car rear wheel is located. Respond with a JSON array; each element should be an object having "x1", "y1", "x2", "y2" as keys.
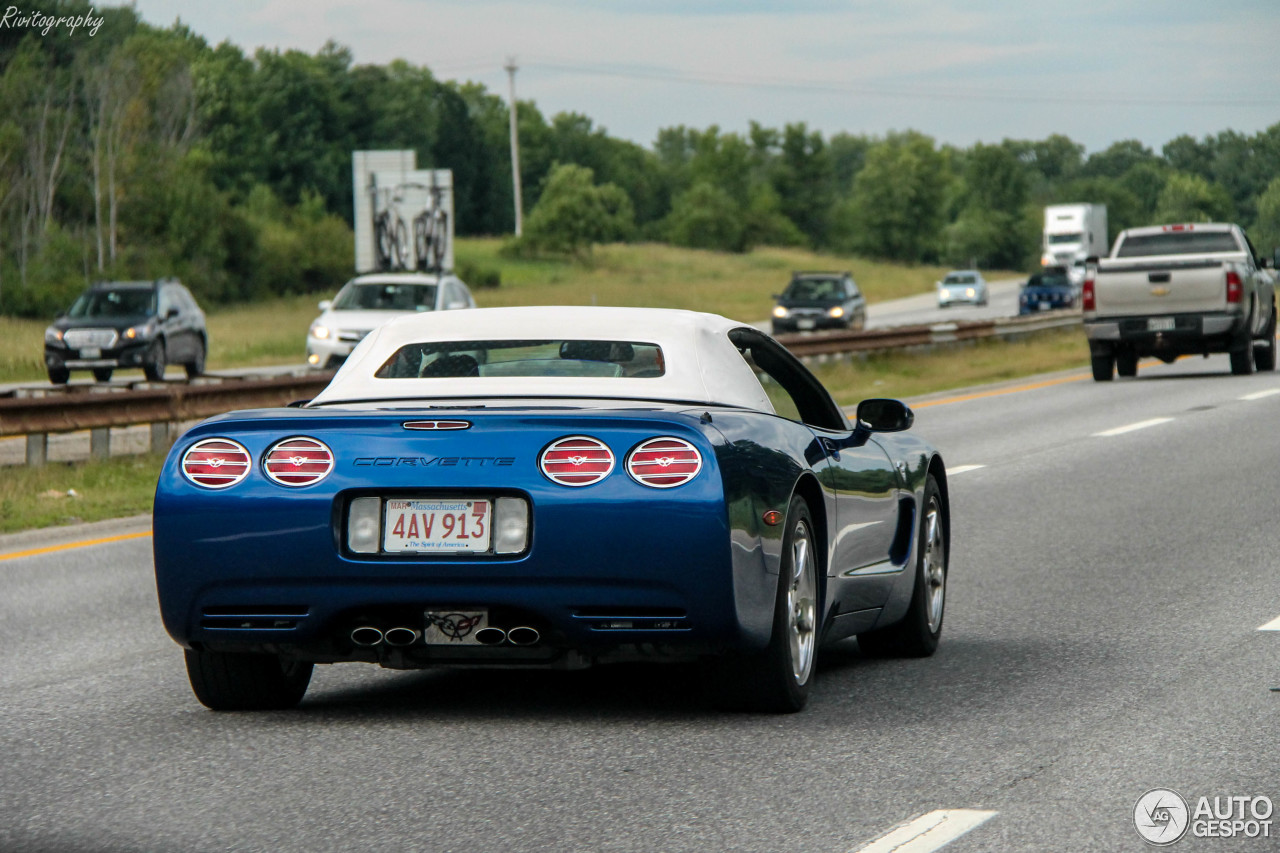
[
  {"x1": 713, "y1": 495, "x2": 819, "y2": 713},
  {"x1": 1090, "y1": 349, "x2": 1115, "y2": 382},
  {"x1": 1253, "y1": 304, "x2": 1276, "y2": 372},
  {"x1": 185, "y1": 340, "x2": 206, "y2": 379},
  {"x1": 1230, "y1": 338, "x2": 1255, "y2": 376},
  {"x1": 1116, "y1": 349, "x2": 1138, "y2": 378},
  {"x1": 184, "y1": 649, "x2": 312, "y2": 711},
  {"x1": 143, "y1": 340, "x2": 167, "y2": 381},
  {"x1": 858, "y1": 475, "x2": 946, "y2": 658}
]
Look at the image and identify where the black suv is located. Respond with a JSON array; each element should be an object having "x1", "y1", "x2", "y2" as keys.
[
  {"x1": 772, "y1": 271, "x2": 867, "y2": 334},
  {"x1": 44, "y1": 279, "x2": 208, "y2": 384}
]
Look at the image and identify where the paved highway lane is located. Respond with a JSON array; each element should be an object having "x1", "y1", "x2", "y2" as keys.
[
  {"x1": 3, "y1": 354, "x2": 1280, "y2": 852},
  {"x1": 865, "y1": 277, "x2": 1026, "y2": 329}
]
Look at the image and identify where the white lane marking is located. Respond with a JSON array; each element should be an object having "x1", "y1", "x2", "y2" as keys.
[
  {"x1": 1258, "y1": 616, "x2": 1280, "y2": 631},
  {"x1": 1240, "y1": 389, "x2": 1280, "y2": 401},
  {"x1": 849, "y1": 809, "x2": 999, "y2": 853},
  {"x1": 947, "y1": 464, "x2": 986, "y2": 475},
  {"x1": 1093, "y1": 417, "x2": 1174, "y2": 437}
]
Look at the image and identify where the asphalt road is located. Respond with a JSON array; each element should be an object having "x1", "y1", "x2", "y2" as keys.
[
  {"x1": 865, "y1": 277, "x2": 1025, "y2": 329},
  {"x1": 3, "y1": 353, "x2": 1279, "y2": 852}
]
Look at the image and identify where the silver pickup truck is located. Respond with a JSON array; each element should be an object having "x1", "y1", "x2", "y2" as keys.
[{"x1": 1083, "y1": 223, "x2": 1276, "y2": 380}]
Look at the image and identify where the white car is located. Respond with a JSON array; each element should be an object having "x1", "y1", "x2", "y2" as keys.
[
  {"x1": 306, "y1": 272, "x2": 476, "y2": 369},
  {"x1": 936, "y1": 270, "x2": 989, "y2": 308}
]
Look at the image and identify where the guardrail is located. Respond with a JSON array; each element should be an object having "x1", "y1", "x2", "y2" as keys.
[
  {"x1": 1, "y1": 372, "x2": 333, "y2": 465},
  {"x1": 0, "y1": 310, "x2": 1081, "y2": 466}
]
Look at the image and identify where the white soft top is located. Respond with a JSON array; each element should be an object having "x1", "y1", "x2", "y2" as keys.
[{"x1": 309, "y1": 306, "x2": 774, "y2": 412}]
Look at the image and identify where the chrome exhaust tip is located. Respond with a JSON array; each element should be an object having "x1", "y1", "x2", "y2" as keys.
[
  {"x1": 474, "y1": 626, "x2": 507, "y2": 646},
  {"x1": 383, "y1": 627, "x2": 420, "y2": 647},
  {"x1": 506, "y1": 626, "x2": 540, "y2": 646},
  {"x1": 351, "y1": 626, "x2": 384, "y2": 646}
]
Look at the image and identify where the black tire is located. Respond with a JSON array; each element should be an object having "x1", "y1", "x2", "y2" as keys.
[
  {"x1": 1091, "y1": 349, "x2": 1115, "y2": 382},
  {"x1": 47, "y1": 366, "x2": 69, "y2": 385},
  {"x1": 374, "y1": 214, "x2": 393, "y2": 270},
  {"x1": 713, "y1": 495, "x2": 819, "y2": 713},
  {"x1": 1116, "y1": 349, "x2": 1138, "y2": 378},
  {"x1": 184, "y1": 649, "x2": 312, "y2": 711},
  {"x1": 858, "y1": 474, "x2": 947, "y2": 658},
  {"x1": 392, "y1": 218, "x2": 409, "y2": 269},
  {"x1": 92, "y1": 367, "x2": 113, "y2": 383},
  {"x1": 1230, "y1": 339, "x2": 1255, "y2": 376},
  {"x1": 143, "y1": 340, "x2": 167, "y2": 381},
  {"x1": 185, "y1": 340, "x2": 206, "y2": 379},
  {"x1": 1254, "y1": 304, "x2": 1276, "y2": 372}
]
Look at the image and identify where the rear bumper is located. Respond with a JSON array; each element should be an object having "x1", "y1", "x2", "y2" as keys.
[{"x1": 1085, "y1": 312, "x2": 1245, "y2": 354}]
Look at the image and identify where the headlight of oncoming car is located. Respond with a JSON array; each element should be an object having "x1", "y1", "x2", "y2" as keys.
[
  {"x1": 310, "y1": 323, "x2": 331, "y2": 340},
  {"x1": 827, "y1": 306, "x2": 844, "y2": 318},
  {"x1": 44, "y1": 326, "x2": 63, "y2": 345},
  {"x1": 772, "y1": 306, "x2": 788, "y2": 318}
]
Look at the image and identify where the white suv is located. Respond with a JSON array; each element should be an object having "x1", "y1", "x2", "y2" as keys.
[{"x1": 307, "y1": 272, "x2": 476, "y2": 369}]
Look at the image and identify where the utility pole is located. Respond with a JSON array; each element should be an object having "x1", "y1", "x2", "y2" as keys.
[{"x1": 505, "y1": 56, "x2": 523, "y2": 237}]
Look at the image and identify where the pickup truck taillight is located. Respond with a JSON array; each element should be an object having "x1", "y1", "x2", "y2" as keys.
[
  {"x1": 1082, "y1": 278, "x2": 1095, "y2": 312},
  {"x1": 1226, "y1": 271, "x2": 1243, "y2": 304}
]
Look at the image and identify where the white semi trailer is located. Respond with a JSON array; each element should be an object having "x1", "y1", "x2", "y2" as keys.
[{"x1": 1041, "y1": 204, "x2": 1108, "y2": 283}]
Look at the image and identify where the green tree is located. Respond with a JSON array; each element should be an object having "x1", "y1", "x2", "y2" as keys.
[
  {"x1": 1252, "y1": 177, "x2": 1280, "y2": 257},
  {"x1": 832, "y1": 131, "x2": 951, "y2": 262},
  {"x1": 514, "y1": 163, "x2": 634, "y2": 258},
  {"x1": 1153, "y1": 172, "x2": 1234, "y2": 224}
]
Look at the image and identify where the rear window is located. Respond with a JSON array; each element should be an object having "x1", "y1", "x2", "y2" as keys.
[
  {"x1": 334, "y1": 282, "x2": 437, "y2": 311},
  {"x1": 1116, "y1": 231, "x2": 1241, "y2": 258},
  {"x1": 375, "y1": 340, "x2": 665, "y2": 379}
]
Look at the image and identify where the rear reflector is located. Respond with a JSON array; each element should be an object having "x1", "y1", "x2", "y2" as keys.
[
  {"x1": 263, "y1": 436, "x2": 334, "y2": 487},
  {"x1": 626, "y1": 437, "x2": 702, "y2": 488},
  {"x1": 1082, "y1": 278, "x2": 1095, "y2": 312},
  {"x1": 182, "y1": 438, "x2": 252, "y2": 489},
  {"x1": 540, "y1": 436, "x2": 614, "y2": 486}
]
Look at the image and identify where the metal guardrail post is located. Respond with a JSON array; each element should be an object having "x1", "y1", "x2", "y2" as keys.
[
  {"x1": 150, "y1": 422, "x2": 172, "y2": 454},
  {"x1": 26, "y1": 433, "x2": 47, "y2": 466},
  {"x1": 91, "y1": 427, "x2": 110, "y2": 460}
]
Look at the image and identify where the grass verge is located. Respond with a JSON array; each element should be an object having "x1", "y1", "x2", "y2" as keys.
[{"x1": 1, "y1": 328, "x2": 1091, "y2": 536}]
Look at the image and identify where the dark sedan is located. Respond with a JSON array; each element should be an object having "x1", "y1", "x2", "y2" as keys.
[{"x1": 772, "y1": 272, "x2": 867, "y2": 333}]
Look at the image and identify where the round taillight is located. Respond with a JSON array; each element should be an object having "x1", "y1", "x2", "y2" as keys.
[
  {"x1": 540, "y1": 436, "x2": 614, "y2": 487},
  {"x1": 263, "y1": 436, "x2": 334, "y2": 487},
  {"x1": 182, "y1": 438, "x2": 251, "y2": 489},
  {"x1": 626, "y1": 437, "x2": 702, "y2": 488}
]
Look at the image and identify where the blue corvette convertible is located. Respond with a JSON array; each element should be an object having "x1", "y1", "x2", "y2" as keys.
[{"x1": 153, "y1": 307, "x2": 949, "y2": 713}]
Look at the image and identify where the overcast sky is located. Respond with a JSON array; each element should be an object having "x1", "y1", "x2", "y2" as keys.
[{"x1": 129, "y1": 0, "x2": 1280, "y2": 155}]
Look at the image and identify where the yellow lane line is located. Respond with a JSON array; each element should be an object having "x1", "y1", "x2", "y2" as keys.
[
  {"x1": 912, "y1": 372, "x2": 1089, "y2": 409},
  {"x1": 0, "y1": 531, "x2": 151, "y2": 562}
]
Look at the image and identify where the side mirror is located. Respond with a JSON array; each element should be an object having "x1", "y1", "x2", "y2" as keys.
[
  {"x1": 164, "y1": 307, "x2": 179, "y2": 320},
  {"x1": 856, "y1": 398, "x2": 914, "y2": 433},
  {"x1": 318, "y1": 300, "x2": 332, "y2": 311}
]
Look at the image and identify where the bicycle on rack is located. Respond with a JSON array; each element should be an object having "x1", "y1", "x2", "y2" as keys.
[{"x1": 373, "y1": 187, "x2": 411, "y2": 270}]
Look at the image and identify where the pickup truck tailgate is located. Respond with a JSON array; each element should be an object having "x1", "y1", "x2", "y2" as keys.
[{"x1": 1094, "y1": 258, "x2": 1227, "y2": 316}]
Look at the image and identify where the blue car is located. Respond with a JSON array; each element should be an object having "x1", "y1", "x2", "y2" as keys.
[
  {"x1": 1019, "y1": 267, "x2": 1077, "y2": 314},
  {"x1": 153, "y1": 307, "x2": 949, "y2": 713}
]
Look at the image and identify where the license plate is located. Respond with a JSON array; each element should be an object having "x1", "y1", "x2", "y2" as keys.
[
  {"x1": 797, "y1": 319, "x2": 815, "y2": 330},
  {"x1": 1039, "y1": 302, "x2": 1051, "y2": 311},
  {"x1": 424, "y1": 609, "x2": 489, "y2": 645},
  {"x1": 383, "y1": 498, "x2": 491, "y2": 553},
  {"x1": 1147, "y1": 317, "x2": 1176, "y2": 331},
  {"x1": 81, "y1": 347, "x2": 101, "y2": 358}
]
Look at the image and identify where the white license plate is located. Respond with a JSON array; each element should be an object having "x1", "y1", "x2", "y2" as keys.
[
  {"x1": 81, "y1": 347, "x2": 101, "y2": 358},
  {"x1": 383, "y1": 498, "x2": 491, "y2": 553},
  {"x1": 424, "y1": 609, "x2": 489, "y2": 645},
  {"x1": 1147, "y1": 317, "x2": 1176, "y2": 331},
  {"x1": 797, "y1": 319, "x2": 816, "y2": 330},
  {"x1": 1039, "y1": 302, "x2": 1051, "y2": 311}
]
